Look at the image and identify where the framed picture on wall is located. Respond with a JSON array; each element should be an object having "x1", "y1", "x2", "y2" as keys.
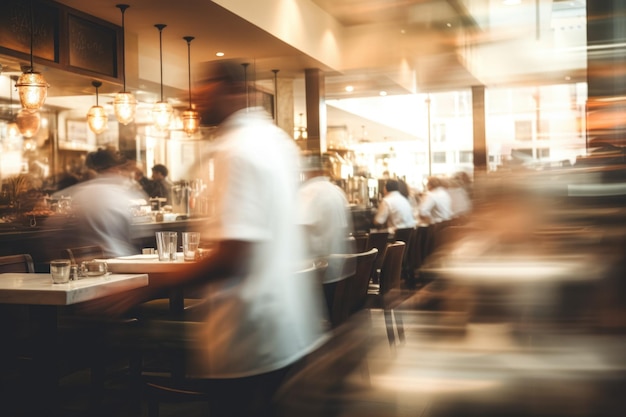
[{"x1": 60, "y1": 119, "x2": 95, "y2": 151}]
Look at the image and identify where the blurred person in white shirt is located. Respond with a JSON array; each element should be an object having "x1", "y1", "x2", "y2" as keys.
[
  {"x1": 297, "y1": 152, "x2": 355, "y2": 285},
  {"x1": 373, "y1": 179, "x2": 417, "y2": 232},
  {"x1": 84, "y1": 60, "x2": 328, "y2": 417},
  {"x1": 61, "y1": 148, "x2": 143, "y2": 257},
  {"x1": 418, "y1": 176, "x2": 453, "y2": 225}
]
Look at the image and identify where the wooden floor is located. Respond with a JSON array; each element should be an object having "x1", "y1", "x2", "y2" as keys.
[{"x1": 3, "y1": 304, "x2": 625, "y2": 417}]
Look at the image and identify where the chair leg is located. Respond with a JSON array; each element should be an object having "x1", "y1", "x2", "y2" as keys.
[
  {"x1": 394, "y1": 309, "x2": 405, "y2": 344},
  {"x1": 383, "y1": 309, "x2": 395, "y2": 346}
]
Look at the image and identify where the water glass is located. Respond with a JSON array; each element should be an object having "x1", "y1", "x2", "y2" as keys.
[
  {"x1": 156, "y1": 231, "x2": 178, "y2": 261},
  {"x1": 50, "y1": 259, "x2": 71, "y2": 284},
  {"x1": 182, "y1": 232, "x2": 201, "y2": 261}
]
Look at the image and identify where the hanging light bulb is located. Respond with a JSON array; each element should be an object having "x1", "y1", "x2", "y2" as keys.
[
  {"x1": 113, "y1": 4, "x2": 136, "y2": 125},
  {"x1": 6, "y1": 76, "x2": 20, "y2": 138},
  {"x1": 87, "y1": 81, "x2": 108, "y2": 134},
  {"x1": 152, "y1": 24, "x2": 173, "y2": 131},
  {"x1": 16, "y1": 0, "x2": 48, "y2": 110},
  {"x1": 16, "y1": 109, "x2": 41, "y2": 138},
  {"x1": 182, "y1": 36, "x2": 200, "y2": 136}
]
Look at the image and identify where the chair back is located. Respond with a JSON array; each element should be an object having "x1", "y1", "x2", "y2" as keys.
[
  {"x1": 393, "y1": 227, "x2": 414, "y2": 244},
  {"x1": 325, "y1": 248, "x2": 378, "y2": 328},
  {"x1": 0, "y1": 254, "x2": 34, "y2": 341},
  {"x1": 378, "y1": 241, "x2": 406, "y2": 306},
  {"x1": 352, "y1": 233, "x2": 369, "y2": 252},
  {"x1": 366, "y1": 231, "x2": 390, "y2": 277},
  {"x1": 63, "y1": 245, "x2": 105, "y2": 265},
  {"x1": 0, "y1": 254, "x2": 35, "y2": 273}
]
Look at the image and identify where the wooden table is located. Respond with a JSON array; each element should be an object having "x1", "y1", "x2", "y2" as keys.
[
  {"x1": 0, "y1": 272, "x2": 148, "y2": 412},
  {"x1": 100, "y1": 253, "x2": 196, "y2": 314}
]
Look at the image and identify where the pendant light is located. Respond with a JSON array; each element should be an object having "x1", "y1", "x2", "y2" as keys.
[
  {"x1": 16, "y1": 109, "x2": 41, "y2": 139},
  {"x1": 151, "y1": 24, "x2": 173, "y2": 131},
  {"x1": 87, "y1": 81, "x2": 108, "y2": 134},
  {"x1": 182, "y1": 36, "x2": 200, "y2": 136},
  {"x1": 113, "y1": 4, "x2": 136, "y2": 125},
  {"x1": 15, "y1": 0, "x2": 48, "y2": 110},
  {"x1": 7, "y1": 76, "x2": 20, "y2": 138}
]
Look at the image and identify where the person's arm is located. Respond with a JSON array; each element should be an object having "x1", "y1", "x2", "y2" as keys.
[
  {"x1": 373, "y1": 200, "x2": 389, "y2": 228},
  {"x1": 418, "y1": 193, "x2": 435, "y2": 224}
]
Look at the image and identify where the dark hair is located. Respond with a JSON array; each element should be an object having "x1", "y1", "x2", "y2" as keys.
[
  {"x1": 197, "y1": 59, "x2": 249, "y2": 95},
  {"x1": 85, "y1": 148, "x2": 125, "y2": 173},
  {"x1": 152, "y1": 164, "x2": 169, "y2": 177},
  {"x1": 385, "y1": 179, "x2": 399, "y2": 192}
]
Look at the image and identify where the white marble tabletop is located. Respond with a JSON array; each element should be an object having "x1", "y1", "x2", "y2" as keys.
[{"x1": 0, "y1": 272, "x2": 149, "y2": 306}]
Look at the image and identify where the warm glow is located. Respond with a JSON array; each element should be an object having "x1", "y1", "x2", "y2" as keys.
[
  {"x1": 182, "y1": 109, "x2": 201, "y2": 136},
  {"x1": 345, "y1": 85, "x2": 354, "y2": 92},
  {"x1": 216, "y1": 52, "x2": 225, "y2": 57},
  {"x1": 87, "y1": 105, "x2": 108, "y2": 134},
  {"x1": 113, "y1": 91, "x2": 137, "y2": 125},
  {"x1": 16, "y1": 108, "x2": 40, "y2": 138},
  {"x1": 16, "y1": 72, "x2": 48, "y2": 110},
  {"x1": 7, "y1": 122, "x2": 20, "y2": 138},
  {"x1": 152, "y1": 101, "x2": 173, "y2": 131}
]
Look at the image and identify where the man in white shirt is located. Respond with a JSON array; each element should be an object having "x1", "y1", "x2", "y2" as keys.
[
  {"x1": 374, "y1": 179, "x2": 417, "y2": 232},
  {"x1": 418, "y1": 176, "x2": 453, "y2": 225},
  {"x1": 297, "y1": 153, "x2": 355, "y2": 285},
  {"x1": 89, "y1": 60, "x2": 328, "y2": 417}
]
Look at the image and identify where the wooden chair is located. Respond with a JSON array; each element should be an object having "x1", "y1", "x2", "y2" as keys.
[
  {"x1": 352, "y1": 233, "x2": 369, "y2": 253},
  {"x1": 0, "y1": 254, "x2": 35, "y2": 357},
  {"x1": 142, "y1": 263, "x2": 327, "y2": 417},
  {"x1": 367, "y1": 241, "x2": 406, "y2": 346},
  {"x1": 393, "y1": 227, "x2": 416, "y2": 285},
  {"x1": 365, "y1": 231, "x2": 390, "y2": 283},
  {"x1": 0, "y1": 253, "x2": 35, "y2": 273},
  {"x1": 393, "y1": 227, "x2": 414, "y2": 245},
  {"x1": 324, "y1": 248, "x2": 378, "y2": 328},
  {"x1": 62, "y1": 245, "x2": 105, "y2": 265}
]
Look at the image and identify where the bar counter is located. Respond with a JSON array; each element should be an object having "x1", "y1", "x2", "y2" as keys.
[{"x1": 0, "y1": 214, "x2": 207, "y2": 272}]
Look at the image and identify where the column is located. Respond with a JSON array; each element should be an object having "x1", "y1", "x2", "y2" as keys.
[
  {"x1": 304, "y1": 68, "x2": 327, "y2": 154},
  {"x1": 472, "y1": 85, "x2": 487, "y2": 174},
  {"x1": 586, "y1": 1, "x2": 626, "y2": 147}
]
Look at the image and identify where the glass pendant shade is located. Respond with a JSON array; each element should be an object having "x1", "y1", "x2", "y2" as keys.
[
  {"x1": 87, "y1": 105, "x2": 108, "y2": 134},
  {"x1": 113, "y1": 91, "x2": 136, "y2": 125},
  {"x1": 182, "y1": 109, "x2": 200, "y2": 136},
  {"x1": 182, "y1": 36, "x2": 200, "y2": 136},
  {"x1": 87, "y1": 81, "x2": 108, "y2": 134},
  {"x1": 114, "y1": 5, "x2": 136, "y2": 125},
  {"x1": 152, "y1": 101, "x2": 173, "y2": 131},
  {"x1": 16, "y1": 108, "x2": 40, "y2": 138},
  {"x1": 16, "y1": 72, "x2": 47, "y2": 110}
]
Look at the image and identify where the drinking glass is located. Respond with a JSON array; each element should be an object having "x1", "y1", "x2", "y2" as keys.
[
  {"x1": 156, "y1": 231, "x2": 178, "y2": 261},
  {"x1": 50, "y1": 259, "x2": 71, "y2": 284},
  {"x1": 182, "y1": 232, "x2": 201, "y2": 261}
]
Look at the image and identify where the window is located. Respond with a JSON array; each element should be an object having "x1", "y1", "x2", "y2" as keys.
[
  {"x1": 433, "y1": 152, "x2": 446, "y2": 163},
  {"x1": 432, "y1": 123, "x2": 446, "y2": 143},
  {"x1": 515, "y1": 120, "x2": 533, "y2": 141},
  {"x1": 459, "y1": 151, "x2": 473, "y2": 163}
]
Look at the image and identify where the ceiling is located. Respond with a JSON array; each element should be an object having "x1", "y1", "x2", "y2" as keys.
[
  {"x1": 0, "y1": 0, "x2": 477, "y2": 105},
  {"x1": 0, "y1": 0, "x2": 588, "y2": 127}
]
